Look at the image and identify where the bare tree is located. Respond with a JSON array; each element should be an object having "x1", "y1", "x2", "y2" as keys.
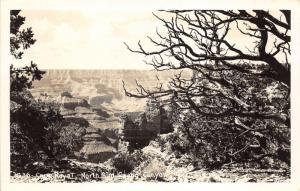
[{"x1": 123, "y1": 10, "x2": 290, "y2": 167}]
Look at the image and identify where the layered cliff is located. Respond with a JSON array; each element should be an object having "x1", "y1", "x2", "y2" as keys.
[
  {"x1": 32, "y1": 69, "x2": 190, "y2": 113},
  {"x1": 30, "y1": 69, "x2": 190, "y2": 163}
]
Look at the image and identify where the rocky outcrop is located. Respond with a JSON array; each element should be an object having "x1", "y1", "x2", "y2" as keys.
[
  {"x1": 77, "y1": 127, "x2": 118, "y2": 163},
  {"x1": 143, "y1": 99, "x2": 161, "y2": 134},
  {"x1": 159, "y1": 105, "x2": 174, "y2": 134},
  {"x1": 60, "y1": 96, "x2": 89, "y2": 110},
  {"x1": 29, "y1": 70, "x2": 189, "y2": 163},
  {"x1": 35, "y1": 92, "x2": 120, "y2": 163},
  {"x1": 120, "y1": 99, "x2": 174, "y2": 150},
  {"x1": 75, "y1": 107, "x2": 105, "y2": 121},
  {"x1": 36, "y1": 93, "x2": 89, "y2": 110},
  {"x1": 89, "y1": 95, "x2": 113, "y2": 107},
  {"x1": 92, "y1": 108, "x2": 110, "y2": 118},
  {"x1": 70, "y1": 106, "x2": 120, "y2": 163}
]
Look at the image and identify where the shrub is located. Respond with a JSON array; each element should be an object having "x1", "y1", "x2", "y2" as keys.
[
  {"x1": 44, "y1": 121, "x2": 86, "y2": 158},
  {"x1": 9, "y1": 10, "x2": 87, "y2": 172},
  {"x1": 112, "y1": 152, "x2": 135, "y2": 173},
  {"x1": 112, "y1": 151, "x2": 144, "y2": 174},
  {"x1": 11, "y1": 90, "x2": 87, "y2": 171},
  {"x1": 10, "y1": 92, "x2": 62, "y2": 169}
]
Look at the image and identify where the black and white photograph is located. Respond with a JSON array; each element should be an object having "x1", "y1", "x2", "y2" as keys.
[{"x1": 1, "y1": 0, "x2": 300, "y2": 190}]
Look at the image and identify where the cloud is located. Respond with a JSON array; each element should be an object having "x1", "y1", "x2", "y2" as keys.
[{"x1": 15, "y1": 10, "x2": 159, "y2": 69}]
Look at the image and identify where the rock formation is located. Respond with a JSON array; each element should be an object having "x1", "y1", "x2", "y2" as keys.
[
  {"x1": 30, "y1": 70, "x2": 190, "y2": 162},
  {"x1": 34, "y1": 91, "x2": 120, "y2": 163},
  {"x1": 77, "y1": 127, "x2": 118, "y2": 163},
  {"x1": 31, "y1": 69, "x2": 191, "y2": 113},
  {"x1": 36, "y1": 93, "x2": 89, "y2": 110},
  {"x1": 120, "y1": 99, "x2": 174, "y2": 151}
]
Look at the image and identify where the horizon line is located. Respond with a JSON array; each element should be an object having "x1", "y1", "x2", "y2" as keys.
[{"x1": 40, "y1": 68, "x2": 157, "y2": 71}]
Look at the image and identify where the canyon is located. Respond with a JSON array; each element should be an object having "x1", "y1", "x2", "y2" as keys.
[
  {"x1": 32, "y1": 69, "x2": 188, "y2": 112},
  {"x1": 31, "y1": 69, "x2": 190, "y2": 162}
]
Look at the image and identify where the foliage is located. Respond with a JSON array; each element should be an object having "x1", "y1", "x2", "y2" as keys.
[
  {"x1": 11, "y1": 89, "x2": 86, "y2": 168},
  {"x1": 112, "y1": 150, "x2": 144, "y2": 174},
  {"x1": 10, "y1": 62, "x2": 45, "y2": 92},
  {"x1": 10, "y1": 10, "x2": 45, "y2": 92},
  {"x1": 121, "y1": 98, "x2": 174, "y2": 152},
  {"x1": 10, "y1": 91, "x2": 63, "y2": 168},
  {"x1": 10, "y1": 10, "x2": 36, "y2": 59},
  {"x1": 124, "y1": 10, "x2": 290, "y2": 168},
  {"x1": 10, "y1": 10, "x2": 87, "y2": 171},
  {"x1": 10, "y1": 10, "x2": 51, "y2": 169},
  {"x1": 44, "y1": 121, "x2": 86, "y2": 158},
  {"x1": 112, "y1": 152, "x2": 135, "y2": 173}
]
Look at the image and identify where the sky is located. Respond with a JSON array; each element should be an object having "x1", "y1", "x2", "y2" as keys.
[
  {"x1": 14, "y1": 10, "x2": 165, "y2": 69},
  {"x1": 13, "y1": 10, "x2": 288, "y2": 70}
]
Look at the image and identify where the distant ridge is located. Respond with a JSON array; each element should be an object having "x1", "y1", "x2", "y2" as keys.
[{"x1": 31, "y1": 69, "x2": 191, "y2": 112}]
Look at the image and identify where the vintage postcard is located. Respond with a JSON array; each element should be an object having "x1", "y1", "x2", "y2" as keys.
[{"x1": 1, "y1": 0, "x2": 300, "y2": 190}]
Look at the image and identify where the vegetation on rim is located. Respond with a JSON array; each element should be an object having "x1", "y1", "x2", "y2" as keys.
[
  {"x1": 123, "y1": 10, "x2": 290, "y2": 169},
  {"x1": 10, "y1": 10, "x2": 86, "y2": 172}
]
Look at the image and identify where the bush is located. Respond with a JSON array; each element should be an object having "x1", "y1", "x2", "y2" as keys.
[
  {"x1": 112, "y1": 151, "x2": 144, "y2": 174},
  {"x1": 112, "y1": 152, "x2": 135, "y2": 173},
  {"x1": 9, "y1": 10, "x2": 87, "y2": 173},
  {"x1": 44, "y1": 121, "x2": 86, "y2": 158},
  {"x1": 10, "y1": 92, "x2": 62, "y2": 170},
  {"x1": 166, "y1": 112, "x2": 290, "y2": 170},
  {"x1": 11, "y1": 89, "x2": 87, "y2": 171}
]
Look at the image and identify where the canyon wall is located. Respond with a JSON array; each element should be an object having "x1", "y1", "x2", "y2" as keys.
[
  {"x1": 31, "y1": 69, "x2": 190, "y2": 162},
  {"x1": 32, "y1": 69, "x2": 190, "y2": 113}
]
